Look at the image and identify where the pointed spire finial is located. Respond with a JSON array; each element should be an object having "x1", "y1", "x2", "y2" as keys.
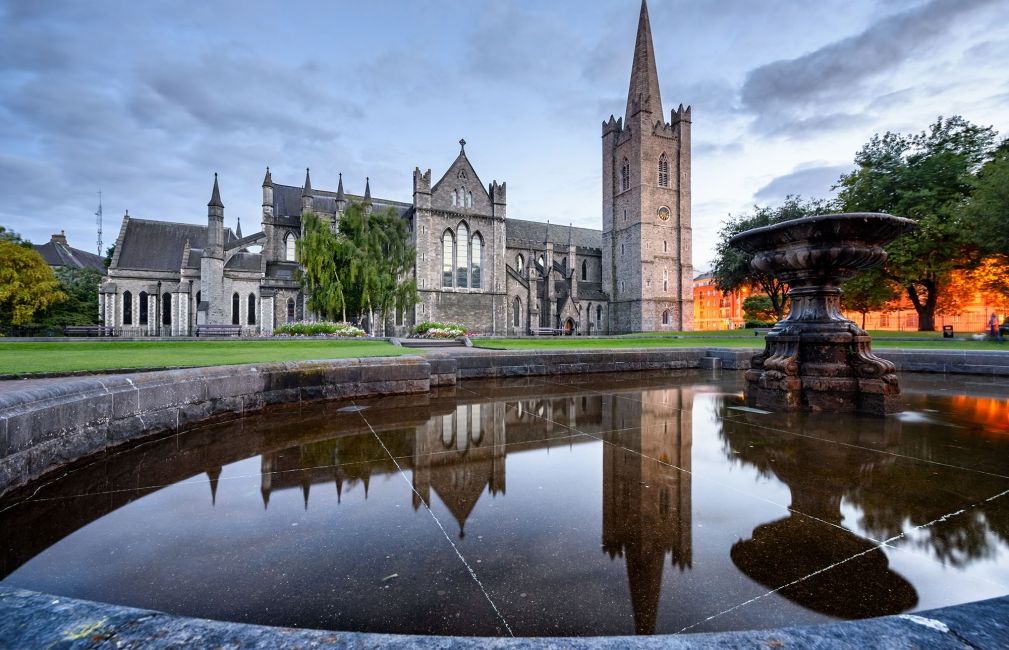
[
  {"x1": 208, "y1": 172, "x2": 224, "y2": 208},
  {"x1": 364, "y1": 176, "x2": 372, "y2": 203},
  {"x1": 302, "y1": 167, "x2": 312, "y2": 196},
  {"x1": 459, "y1": 138, "x2": 466, "y2": 153},
  {"x1": 336, "y1": 172, "x2": 345, "y2": 201},
  {"x1": 262, "y1": 166, "x2": 272, "y2": 188},
  {"x1": 625, "y1": 0, "x2": 663, "y2": 123},
  {"x1": 235, "y1": 216, "x2": 243, "y2": 239}
]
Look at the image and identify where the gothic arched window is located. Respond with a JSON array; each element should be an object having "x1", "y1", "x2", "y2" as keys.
[
  {"x1": 232, "y1": 292, "x2": 240, "y2": 325},
  {"x1": 248, "y1": 294, "x2": 256, "y2": 325},
  {"x1": 471, "y1": 232, "x2": 482, "y2": 289},
  {"x1": 285, "y1": 232, "x2": 296, "y2": 261},
  {"x1": 467, "y1": 191, "x2": 473, "y2": 208},
  {"x1": 658, "y1": 153, "x2": 669, "y2": 187},
  {"x1": 442, "y1": 229, "x2": 454, "y2": 287},
  {"x1": 162, "y1": 293, "x2": 172, "y2": 326},
  {"x1": 596, "y1": 305, "x2": 602, "y2": 328},
  {"x1": 662, "y1": 309, "x2": 670, "y2": 325},
  {"x1": 456, "y1": 222, "x2": 469, "y2": 288},
  {"x1": 286, "y1": 298, "x2": 295, "y2": 323},
  {"x1": 581, "y1": 260, "x2": 588, "y2": 281},
  {"x1": 513, "y1": 296, "x2": 521, "y2": 328},
  {"x1": 139, "y1": 291, "x2": 148, "y2": 325},
  {"x1": 621, "y1": 158, "x2": 630, "y2": 192},
  {"x1": 123, "y1": 291, "x2": 133, "y2": 325},
  {"x1": 451, "y1": 190, "x2": 458, "y2": 207},
  {"x1": 663, "y1": 269, "x2": 668, "y2": 293},
  {"x1": 516, "y1": 254, "x2": 525, "y2": 274}
]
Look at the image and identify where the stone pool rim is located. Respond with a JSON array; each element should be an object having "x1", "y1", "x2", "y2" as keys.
[{"x1": 3, "y1": 347, "x2": 1009, "y2": 647}]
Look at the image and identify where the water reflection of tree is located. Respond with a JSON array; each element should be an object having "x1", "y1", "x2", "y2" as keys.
[{"x1": 718, "y1": 403, "x2": 1009, "y2": 570}]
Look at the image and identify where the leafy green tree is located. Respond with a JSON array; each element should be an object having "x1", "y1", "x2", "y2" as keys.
[
  {"x1": 714, "y1": 196, "x2": 831, "y2": 320},
  {"x1": 742, "y1": 295, "x2": 776, "y2": 325},
  {"x1": 965, "y1": 138, "x2": 1009, "y2": 259},
  {"x1": 841, "y1": 268, "x2": 901, "y2": 329},
  {"x1": 0, "y1": 240, "x2": 65, "y2": 326},
  {"x1": 837, "y1": 116, "x2": 997, "y2": 330},
  {"x1": 0, "y1": 225, "x2": 31, "y2": 247},
  {"x1": 34, "y1": 267, "x2": 103, "y2": 328},
  {"x1": 103, "y1": 245, "x2": 115, "y2": 269},
  {"x1": 298, "y1": 213, "x2": 346, "y2": 322}
]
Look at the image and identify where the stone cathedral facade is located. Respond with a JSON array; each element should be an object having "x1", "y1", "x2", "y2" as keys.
[{"x1": 100, "y1": 0, "x2": 692, "y2": 336}]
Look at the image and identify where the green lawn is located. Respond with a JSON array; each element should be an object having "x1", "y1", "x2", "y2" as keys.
[{"x1": 0, "y1": 339, "x2": 407, "y2": 376}]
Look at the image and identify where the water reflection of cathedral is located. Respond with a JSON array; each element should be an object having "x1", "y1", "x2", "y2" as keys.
[{"x1": 257, "y1": 383, "x2": 694, "y2": 633}]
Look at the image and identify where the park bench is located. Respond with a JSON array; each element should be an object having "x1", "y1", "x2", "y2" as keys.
[
  {"x1": 531, "y1": 327, "x2": 565, "y2": 336},
  {"x1": 195, "y1": 324, "x2": 243, "y2": 337},
  {"x1": 64, "y1": 325, "x2": 116, "y2": 337}
]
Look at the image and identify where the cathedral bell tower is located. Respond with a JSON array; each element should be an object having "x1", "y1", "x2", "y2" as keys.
[{"x1": 602, "y1": 0, "x2": 693, "y2": 332}]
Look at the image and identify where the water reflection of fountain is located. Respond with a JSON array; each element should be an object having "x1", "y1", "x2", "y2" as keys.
[{"x1": 719, "y1": 410, "x2": 918, "y2": 617}]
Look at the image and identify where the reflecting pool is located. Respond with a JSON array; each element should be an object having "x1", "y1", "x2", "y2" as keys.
[{"x1": 2, "y1": 370, "x2": 1008, "y2": 636}]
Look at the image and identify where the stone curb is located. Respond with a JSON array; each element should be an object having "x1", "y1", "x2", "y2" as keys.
[{"x1": 0, "y1": 586, "x2": 1006, "y2": 649}]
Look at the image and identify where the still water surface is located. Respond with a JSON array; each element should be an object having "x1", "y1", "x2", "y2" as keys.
[{"x1": 2, "y1": 370, "x2": 1008, "y2": 636}]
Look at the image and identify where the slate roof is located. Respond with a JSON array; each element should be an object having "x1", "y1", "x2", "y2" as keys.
[
  {"x1": 34, "y1": 240, "x2": 106, "y2": 273},
  {"x1": 273, "y1": 184, "x2": 412, "y2": 219},
  {"x1": 505, "y1": 219, "x2": 602, "y2": 250},
  {"x1": 184, "y1": 248, "x2": 203, "y2": 269},
  {"x1": 225, "y1": 252, "x2": 262, "y2": 272},
  {"x1": 115, "y1": 219, "x2": 235, "y2": 272}
]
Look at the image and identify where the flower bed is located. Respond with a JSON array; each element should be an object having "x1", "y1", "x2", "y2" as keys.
[
  {"x1": 412, "y1": 321, "x2": 470, "y2": 339},
  {"x1": 273, "y1": 322, "x2": 367, "y2": 337}
]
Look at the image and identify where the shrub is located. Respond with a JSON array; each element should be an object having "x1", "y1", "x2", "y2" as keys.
[{"x1": 273, "y1": 321, "x2": 366, "y2": 337}]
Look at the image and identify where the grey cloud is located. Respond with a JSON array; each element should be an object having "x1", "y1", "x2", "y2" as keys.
[
  {"x1": 740, "y1": 0, "x2": 998, "y2": 135},
  {"x1": 694, "y1": 141, "x2": 744, "y2": 157},
  {"x1": 754, "y1": 163, "x2": 851, "y2": 202}
]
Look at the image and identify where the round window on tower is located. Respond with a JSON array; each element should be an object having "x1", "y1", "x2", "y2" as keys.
[{"x1": 657, "y1": 206, "x2": 671, "y2": 222}]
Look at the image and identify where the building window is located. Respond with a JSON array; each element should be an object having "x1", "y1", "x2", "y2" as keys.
[
  {"x1": 248, "y1": 294, "x2": 256, "y2": 325},
  {"x1": 513, "y1": 296, "x2": 521, "y2": 327},
  {"x1": 287, "y1": 298, "x2": 295, "y2": 323},
  {"x1": 451, "y1": 190, "x2": 457, "y2": 207},
  {"x1": 123, "y1": 291, "x2": 133, "y2": 325},
  {"x1": 467, "y1": 191, "x2": 473, "y2": 208},
  {"x1": 663, "y1": 240, "x2": 667, "y2": 253},
  {"x1": 538, "y1": 254, "x2": 545, "y2": 268},
  {"x1": 285, "y1": 233, "x2": 296, "y2": 261},
  {"x1": 231, "y1": 292, "x2": 240, "y2": 325},
  {"x1": 621, "y1": 158, "x2": 630, "y2": 192},
  {"x1": 456, "y1": 222, "x2": 469, "y2": 288},
  {"x1": 658, "y1": 154, "x2": 669, "y2": 187},
  {"x1": 139, "y1": 291, "x2": 148, "y2": 325},
  {"x1": 596, "y1": 305, "x2": 602, "y2": 328},
  {"x1": 662, "y1": 310, "x2": 670, "y2": 325},
  {"x1": 442, "y1": 229, "x2": 455, "y2": 287},
  {"x1": 162, "y1": 293, "x2": 172, "y2": 326},
  {"x1": 663, "y1": 269, "x2": 668, "y2": 293},
  {"x1": 581, "y1": 260, "x2": 588, "y2": 281},
  {"x1": 471, "y1": 232, "x2": 482, "y2": 289},
  {"x1": 516, "y1": 254, "x2": 525, "y2": 274}
]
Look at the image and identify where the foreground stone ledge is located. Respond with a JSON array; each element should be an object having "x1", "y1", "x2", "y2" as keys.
[{"x1": 1, "y1": 586, "x2": 1006, "y2": 649}]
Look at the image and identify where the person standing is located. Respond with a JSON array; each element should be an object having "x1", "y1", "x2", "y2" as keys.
[{"x1": 990, "y1": 312, "x2": 999, "y2": 338}]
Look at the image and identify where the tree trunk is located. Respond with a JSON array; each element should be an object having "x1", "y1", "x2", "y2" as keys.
[
  {"x1": 861, "y1": 311, "x2": 867, "y2": 329},
  {"x1": 907, "y1": 281, "x2": 938, "y2": 331}
]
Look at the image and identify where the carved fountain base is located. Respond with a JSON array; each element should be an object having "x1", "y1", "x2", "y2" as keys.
[{"x1": 730, "y1": 213, "x2": 914, "y2": 416}]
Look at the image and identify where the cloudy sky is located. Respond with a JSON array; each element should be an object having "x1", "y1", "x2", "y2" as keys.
[{"x1": 2, "y1": 0, "x2": 1008, "y2": 270}]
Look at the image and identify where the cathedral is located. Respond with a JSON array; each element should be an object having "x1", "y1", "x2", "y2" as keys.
[{"x1": 100, "y1": 1, "x2": 692, "y2": 335}]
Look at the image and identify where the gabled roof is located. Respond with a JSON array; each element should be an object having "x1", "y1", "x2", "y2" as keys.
[
  {"x1": 273, "y1": 183, "x2": 411, "y2": 219},
  {"x1": 114, "y1": 218, "x2": 235, "y2": 272},
  {"x1": 34, "y1": 240, "x2": 106, "y2": 273},
  {"x1": 225, "y1": 252, "x2": 262, "y2": 272},
  {"x1": 505, "y1": 219, "x2": 602, "y2": 250}
]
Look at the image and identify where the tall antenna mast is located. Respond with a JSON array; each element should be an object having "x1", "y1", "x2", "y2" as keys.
[{"x1": 96, "y1": 189, "x2": 103, "y2": 256}]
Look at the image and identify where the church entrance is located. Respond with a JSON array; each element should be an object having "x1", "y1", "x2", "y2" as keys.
[{"x1": 563, "y1": 318, "x2": 575, "y2": 335}]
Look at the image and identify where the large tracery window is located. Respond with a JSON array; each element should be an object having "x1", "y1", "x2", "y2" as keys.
[
  {"x1": 621, "y1": 158, "x2": 630, "y2": 192},
  {"x1": 442, "y1": 229, "x2": 455, "y2": 287},
  {"x1": 456, "y1": 223, "x2": 469, "y2": 288},
  {"x1": 470, "y1": 232, "x2": 482, "y2": 289},
  {"x1": 658, "y1": 153, "x2": 670, "y2": 187}
]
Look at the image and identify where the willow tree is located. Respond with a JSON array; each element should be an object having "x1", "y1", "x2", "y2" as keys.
[{"x1": 298, "y1": 213, "x2": 346, "y2": 322}]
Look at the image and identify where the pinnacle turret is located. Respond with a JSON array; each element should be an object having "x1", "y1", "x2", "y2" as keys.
[
  {"x1": 336, "y1": 173, "x2": 345, "y2": 201},
  {"x1": 235, "y1": 216, "x2": 242, "y2": 239},
  {"x1": 625, "y1": 0, "x2": 663, "y2": 123},
  {"x1": 262, "y1": 166, "x2": 272, "y2": 188},
  {"x1": 363, "y1": 177, "x2": 372, "y2": 203},
  {"x1": 208, "y1": 173, "x2": 224, "y2": 208},
  {"x1": 302, "y1": 168, "x2": 312, "y2": 196}
]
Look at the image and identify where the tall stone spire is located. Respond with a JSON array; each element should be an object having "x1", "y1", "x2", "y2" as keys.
[
  {"x1": 208, "y1": 172, "x2": 224, "y2": 208},
  {"x1": 336, "y1": 172, "x2": 347, "y2": 212},
  {"x1": 302, "y1": 167, "x2": 313, "y2": 196},
  {"x1": 625, "y1": 0, "x2": 663, "y2": 124},
  {"x1": 363, "y1": 177, "x2": 372, "y2": 203}
]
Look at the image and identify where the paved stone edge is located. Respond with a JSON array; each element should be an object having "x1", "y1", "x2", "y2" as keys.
[{"x1": 1, "y1": 585, "x2": 1006, "y2": 649}]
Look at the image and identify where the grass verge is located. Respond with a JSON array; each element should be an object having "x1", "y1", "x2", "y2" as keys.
[{"x1": 0, "y1": 340, "x2": 407, "y2": 376}]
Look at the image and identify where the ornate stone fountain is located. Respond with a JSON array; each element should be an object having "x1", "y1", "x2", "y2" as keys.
[{"x1": 729, "y1": 213, "x2": 915, "y2": 415}]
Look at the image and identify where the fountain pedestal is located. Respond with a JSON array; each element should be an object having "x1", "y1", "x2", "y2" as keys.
[{"x1": 729, "y1": 213, "x2": 915, "y2": 415}]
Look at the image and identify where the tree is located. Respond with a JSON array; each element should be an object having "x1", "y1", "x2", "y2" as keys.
[
  {"x1": 714, "y1": 195, "x2": 832, "y2": 320},
  {"x1": 34, "y1": 267, "x2": 103, "y2": 328},
  {"x1": 841, "y1": 268, "x2": 901, "y2": 329},
  {"x1": 0, "y1": 225, "x2": 31, "y2": 247},
  {"x1": 103, "y1": 245, "x2": 115, "y2": 269},
  {"x1": 837, "y1": 116, "x2": 997, "y2": 330},
  {"x1": 966, "y1": 138, "x2": 1009, "y2": 259},
  {"x1": 0, "y1": 240, "x2": 65, "y2": 326},
  {"x1": 297, "y1": 203, "x2": 417, "y2": 333},
  {"x1": 742, "y1": 295, "x2": 776, "y2": 325}
]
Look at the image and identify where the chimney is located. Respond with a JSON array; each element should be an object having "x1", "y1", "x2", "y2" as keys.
[{"x1": 51, "y1": 230, "x2": 68, "y2": 246}]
